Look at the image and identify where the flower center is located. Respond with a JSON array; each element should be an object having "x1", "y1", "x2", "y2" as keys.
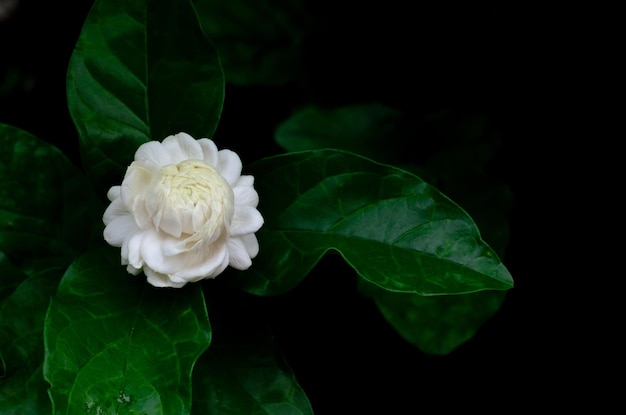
[{"x1": 154, "y1": 159, "x2": 234, "y2": 240}]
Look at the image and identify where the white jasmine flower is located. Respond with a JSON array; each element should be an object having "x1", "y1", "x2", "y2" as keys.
[{"x1": 103, "y1": 132, "x2": 263, "y2": 288}]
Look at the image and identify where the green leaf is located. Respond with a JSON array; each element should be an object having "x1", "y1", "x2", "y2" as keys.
[
  {"x1": 272, "y1": 107, "x2": 514, "y2": 354},
  {"x1": 273, "y1": 104, "x2": 514, "y2": 353},
  {"x1": 193, "y1": 0, "x2": 311, "y2": 85},
  {"x1": 235, "y1": 149, "x2": 513, "y2": 296},
  {"x1": 413, "y1": 110, "x2": 513, "y2": 256},
  {"x1": 1, "y1": 262, "x2": 64, "y2": 415},
  {"x1": 275, "y1": 103, "x2": 408, "y2": 164},
  {"x1": 68, "y1": 0, "x2": 225, "y2": 193},
  {"x1": 192, "y1": 288, "x2": 312, "y2": 415},
  {"x1": 0, "y1": 253, "x2": 26, "y2": 303},
  {"x1": 192, "y1": 338, "x2": 312, "y2": 415},
  {"x1": 371, "y1": 112, "x2": 512, "y2": 354},
  {"x1": 0, "y1": 124, "x2": 98, "y2": 413},
  {"x1": 44, "y1": 247, "x2": 211, "y2": 415},
  {"x1": 359, "y1": 279, "x2": 507, "y2": 354},
  {"x1": 0, "y1": 123, "x2": 98, "y2": 274},
  {"x1": 0, "y1": 364, "x2": 50, "y2": 415}
]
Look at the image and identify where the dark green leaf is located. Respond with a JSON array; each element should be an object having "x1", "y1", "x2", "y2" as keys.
[
  {"x1": 0, "y1": 123, "x2": 98, "y2": 274},
  {"x1": 0, "y1": 124, "x2": 98, "y2": 413},
  {"x1": 273, "y1": 105, "x2": 513, "y2": 265},
  {"x1": 235, "y1": 149, "x2": 513, "y2": 296},
  {"x1": 44, "y1": 247, "x2": 211, "y2": 415},
  {"x1": 358, "y1": 113, "x2": 514, "y2": 355},
  {"x1": 1, "y1": 264, "x2": 64, "y2": 415},
  {"x1": 192, "y1": 291, "x2": 312, "y2": 415},
  {"x1": 447, "y1": 182, "x2": 512, "y2": 259},
  {"x1": 413, "y1": 110, "x2": 513, "y2": 256},
  {"x1": 192, "y1": 340, "x2": 312, "y2": 415},
  {"x1": 359, "y1": 279, "x2": 507, "y2": 354},
  {"x1": 0, "y1": 253, "x2": 25, "y2": 303},
  {"x1": 0, "y1": 365, "x2": 51, "y2": 415},
  {"x1": 193, "y1": 0, "x2": 311, "y2": 85},
  {"x1": 272, "y1": 107, "x2": 514, "y2": 353},
  {"x1": 68, "y1": 0, "x2": 225, "y2": 193},
  {"x1": 275, "y1": 103, "x2": 408, "y2": 164}
]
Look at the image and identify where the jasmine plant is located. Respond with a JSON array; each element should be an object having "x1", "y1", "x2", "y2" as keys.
[{"x1": 0, "y1": 0, "x2": 514, "y2": 413}]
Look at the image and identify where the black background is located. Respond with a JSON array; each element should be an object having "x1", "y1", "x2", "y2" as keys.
[{"x1": 1, "y1": 1, "x2": 605, "y2": 413}]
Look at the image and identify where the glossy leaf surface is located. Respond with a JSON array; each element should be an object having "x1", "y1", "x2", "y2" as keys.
[
  {"x1": 236, "y1": 149, "x2": 513, "y2": 296},
  {"x1": 273, "y1": 106, "x2": 514, "y2": 353},
  {"x1": 361, "y1": 111, "x2": 513, "y2": 353},
  {"x1": 44, "y1": 247, "x2": 211, "y2": 415},
  {"x1": 0, "y1": 124, "x2": 98, "y2": 413},
  {"x1": 0, "y1": 264, "x2": 62, "y2": 414},
  {"x1": 0, "y1": 124, "x2": 97, "y2": 272},
  {"x1": 192, "y1": 291, "x2": 312, "y2": 415},
  {"x1": 67, "y1": 0, "x2": 224, "y2": 193}
]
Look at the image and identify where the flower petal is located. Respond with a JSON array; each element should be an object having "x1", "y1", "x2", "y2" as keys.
[
  {"x1": 126, "y1": 264, "x2": 142, "y2": 275},
  {"x1": 107, "y1": 185, "x2": 121, "y2": 202},
  {"x1": 134, "y1": 140, "x2": 173, "y2": 165},
  {"x1": 240, "y1": 233, "x2": 260, "y2": 258},
  {"x1": 227, "y1": 236, "x2": 252, "y2": 270},
  {"x1": 121, "y1": 234, "x2": 131, "y2": 265},
  {"x1": 103, "y1": 215, "x2": 138, "y2": 246},
  {"x1": 198, "y1": 138, "x2": 219, "y2": 166},
  {"x1": 164, "y1": 132, "x2": 204, "y2": 162},
  {"x1": 233, "y1": 184, "x2": 259, "y2": 208},
  {"x1": 230, "y1": 205, "x2": 264, "y2": 236},
  {"x1": 172, "y1": 242, "x2": 229, "y2": 280},
  {"x1": 161, "y1": 233, "x2": 194, "y2": 256},
  {"x1": 137, "y1": 229, "x2": 175, "y2": 273},
  {"x1": 145, "y1": 267, "x2": 186, "y2": 288},
  {"x1": 158, "y1": 200, "x2": 183, "y2": 238},
  {"x1": 139, "y1": 228, "x2": 228, "y2": 279},
  {"x1": 193, "y1": 249, "x2": 230, "y2": 281},
  {"x1": 121, "y1": 162, "x2": 158, "y2": 228},
  {"x1": 126, "y1": 231, "x2": 145, "y2": 269},
  {"x1": 121, "y1": 162, "x2": 156, "y2": 206},
  {"x1": 234, "y1": 175, "x2": 253, "y2": 188},
  {"x1": 103, "y1": 194, "x2": 127, "y2": 225},
  {"x1": 191, "y1": 200, "x2": 209, "y2": 234},
  {"x1": 103, "y1": 132, "x2": 262, "y2": 287},
  {"x1": 216, "y1": 149, "x2": 242, "y2": 185}
]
